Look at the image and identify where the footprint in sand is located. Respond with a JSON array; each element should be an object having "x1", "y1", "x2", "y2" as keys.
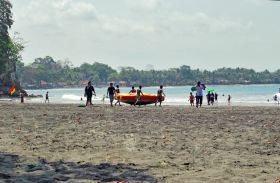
[{"x1": 124, "y1": 134, "x2": 137, "y2": 152}]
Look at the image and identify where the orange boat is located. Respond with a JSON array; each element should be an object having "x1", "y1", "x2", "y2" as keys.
[{"x1": 115, "y1": 93, "x2": 165, "y2": 105}]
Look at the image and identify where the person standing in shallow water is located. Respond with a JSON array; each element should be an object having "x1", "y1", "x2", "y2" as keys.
[
  {"x1": 85, "y1": 81, "x2": 96, "y2": 106},
  {"x1": 195, "y1": 81, "x2": 206, "y2": 108}
]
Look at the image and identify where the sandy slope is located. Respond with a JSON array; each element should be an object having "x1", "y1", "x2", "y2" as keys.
[{"x1": 0, "y1": 103, "x2": 279, "y2": 183}]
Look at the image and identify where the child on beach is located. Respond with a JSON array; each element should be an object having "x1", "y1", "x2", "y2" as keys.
[
  {"x1": 107, "y1": 83, "x2": 115, "y2": 107},
  {"x1": 155, "y1": 85, "x2": 165, "y2": 107},
  {"x1": 45, "y1": 91, "x2": 49, "y2": 103},
  {"x1": 189, "y1": 92, "x2": 195, "y2": 106},
  {"x1": 135, "y1": 86, "x2": 144, "y2": 105},
  {"x1": 115, "y1": 85, "x2": 122, "y2": 106}
]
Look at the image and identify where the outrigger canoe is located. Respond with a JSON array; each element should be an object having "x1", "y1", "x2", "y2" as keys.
[{"x1": 115, "y1": 93, "x2": 165, "y2": 105}]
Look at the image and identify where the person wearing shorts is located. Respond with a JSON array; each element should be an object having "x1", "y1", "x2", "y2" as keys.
[
  {"x1": 135, "y1": 86, "x2": 144, "y2": 106},
  {"x1": 189, "y1": 92, "x2": 195, "y2": 106},
  {"x1": 115, "y1": 85, "x2": 122, "y2": 106},
  {"x1": 107, "y1": 83, "x2": 116, "y2": 107},
  {"x1": 155, "y1": 85, "x2": 165, "y2": 107}
]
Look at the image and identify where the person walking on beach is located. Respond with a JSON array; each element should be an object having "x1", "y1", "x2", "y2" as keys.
[
  {"x1": 115, "y1": 85, "x2": 122, "y2": 106},
  {"x1": 129, "y1": 86, "x2": 136, "y2": 94},
  {"x1": 273, "y1": 95, "x2": 279, "y2": 105},
  {"x1": 20, "y1": 92, "x2": 24, "y2": 103},
  {"x1": 228, "y1": 94, "x2": 231, "y2": 105},
  {"x1": 155, "y1": 85, "x2": 165, "y2": 107},
  {"x1": 214, "y1": 92, "x2": 218, "y2": 102},
  {"x1": 206, "y1": 91, "x2": 211, "y2": 105},
  {"x1": 45, "y1": 91, "x2": 49, "y2": 103},
  {"x1": 107, "y1": 83, "x2": 116, "y2": 107},
  {"x1": 210, "y1": 92, "x2": 215, "y2": 105},
  {"x1": 189, "y1": 92, "x2": 195, "y2": 106},
  {"x1": 85, "y1": 81, "x2": 96, "y2": 106},
  {"x1": 135, "y1": 86, "x2": 144, "y2": 106},
  {"x1": 195, "y1": 81, "x2": 206, "y2": 108}
]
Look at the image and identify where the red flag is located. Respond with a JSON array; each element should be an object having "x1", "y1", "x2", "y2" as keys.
[{"x1": 9, "y1": 85, "x2": 16, "y2": 95}]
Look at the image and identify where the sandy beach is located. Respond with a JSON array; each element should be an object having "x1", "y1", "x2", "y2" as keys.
[{"x1": 0, "y1": 103, "x2": 279, "y2": 183}]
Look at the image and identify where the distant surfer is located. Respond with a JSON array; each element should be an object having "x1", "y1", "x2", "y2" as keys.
[
  {"x1": 155, "y1": 85, "x2": 165, "y2": 107},
  {"x1": 85, "y1": 81, "x2": 96, "y2": 106}
]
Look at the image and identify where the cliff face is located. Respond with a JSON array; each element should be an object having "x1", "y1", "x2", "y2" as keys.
[{"x1": 0, "y1": 59, "x2": 20, "y2": 95}]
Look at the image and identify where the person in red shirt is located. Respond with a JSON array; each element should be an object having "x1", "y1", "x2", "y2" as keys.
[{"x1": 189, "y1": 92, "x2": 195, "y2": 106}]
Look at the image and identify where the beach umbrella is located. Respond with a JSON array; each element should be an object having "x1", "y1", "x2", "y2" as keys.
[
  {"x1": 191, "y1": 86, "x2": 196, "y2": 92},
  {"x1": 207, "y1": 88, "x2": 215, "y2": 92}
]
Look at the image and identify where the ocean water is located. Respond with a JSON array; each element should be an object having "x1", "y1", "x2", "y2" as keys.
[{"x1": 24, "y1": 84, "x2": 280, "y2": 106}]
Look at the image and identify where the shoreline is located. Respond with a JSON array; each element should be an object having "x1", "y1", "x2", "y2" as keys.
[
  {"x1": 21, "y1": 83, "x2": 280, "y2": 90},
  {"x1": 0, "y1": 98, "x2": 279, "y2": 107}
]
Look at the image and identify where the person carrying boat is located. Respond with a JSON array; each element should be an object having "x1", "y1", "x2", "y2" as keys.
[
  {"x1": 155, "y1": 85, "x2": 165, "y2": 107},
  {"x1": 107, "y1": 83, "x2": 116, "y2": 107},
  {"x1": 134, "y1": 86, "x2": 144, "y2": 105},
  {"x1": 129, "y1": 86, "x2": 136, "y2": 94},
  {"x1": 115, "y1": 85, "x2": 122, "y2": 106}
]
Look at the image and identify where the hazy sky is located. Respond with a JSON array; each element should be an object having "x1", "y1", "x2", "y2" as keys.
[{"x1": 10, "y1": 0, "x2": 280, "y2": 71}]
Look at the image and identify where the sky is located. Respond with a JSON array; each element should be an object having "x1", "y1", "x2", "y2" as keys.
[{"x1": 10, "y1": 0, "x2": 280, "y2": 71}]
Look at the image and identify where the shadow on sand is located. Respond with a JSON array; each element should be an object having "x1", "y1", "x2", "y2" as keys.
[{"x1": 0, "y1": 152, "x2": 158, "y2": 183}]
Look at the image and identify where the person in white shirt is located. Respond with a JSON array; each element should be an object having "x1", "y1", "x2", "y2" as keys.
[{"x1": 196, "y1": 81, "x2": 206, "y2": 108}]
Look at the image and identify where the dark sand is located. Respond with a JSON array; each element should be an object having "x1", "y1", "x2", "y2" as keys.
[{"x1": 0, "y1": 103, "x2": 279, "y2": 182}]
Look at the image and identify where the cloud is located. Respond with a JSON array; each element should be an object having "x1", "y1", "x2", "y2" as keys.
[
  {"x1": 163, "y1": 12, "x2": 253, "y2": 35},
  {"x1": 124, "y1": 0, "x2": 161, "y2": 11},
  {"x1": 16, "y1": 0, "x2": 97, "y2": 26},
  {"x1": 96, "y1": 12, "x2": 252, "y2": 37}
]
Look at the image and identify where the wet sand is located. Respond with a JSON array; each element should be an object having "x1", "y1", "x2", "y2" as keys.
[{"x1": 0, "y1": 103, "x2": 279, "y2": 182}]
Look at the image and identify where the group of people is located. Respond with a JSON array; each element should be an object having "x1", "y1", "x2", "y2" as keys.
[
  {"x1": 188, "y1": 82, "x2": 231, "y2": 107},
  {"x1": 84, "y1": 81, "x2": 166, "y2": 107},
  {"x1": 44, "y1": 81, "x2": 231, "y2": 107}
]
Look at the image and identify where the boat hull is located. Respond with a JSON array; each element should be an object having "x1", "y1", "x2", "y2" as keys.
[{"x1": 115, "y1": 93, "x2": 165, "y2": 105}]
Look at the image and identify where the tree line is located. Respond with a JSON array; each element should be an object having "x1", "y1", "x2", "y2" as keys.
[
  {"x1": 0, "y1": 0, "x2": 24, "y2": 89},
  {"x1": 18, "y1": 56, "x2": 280, "y2": 88}
]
